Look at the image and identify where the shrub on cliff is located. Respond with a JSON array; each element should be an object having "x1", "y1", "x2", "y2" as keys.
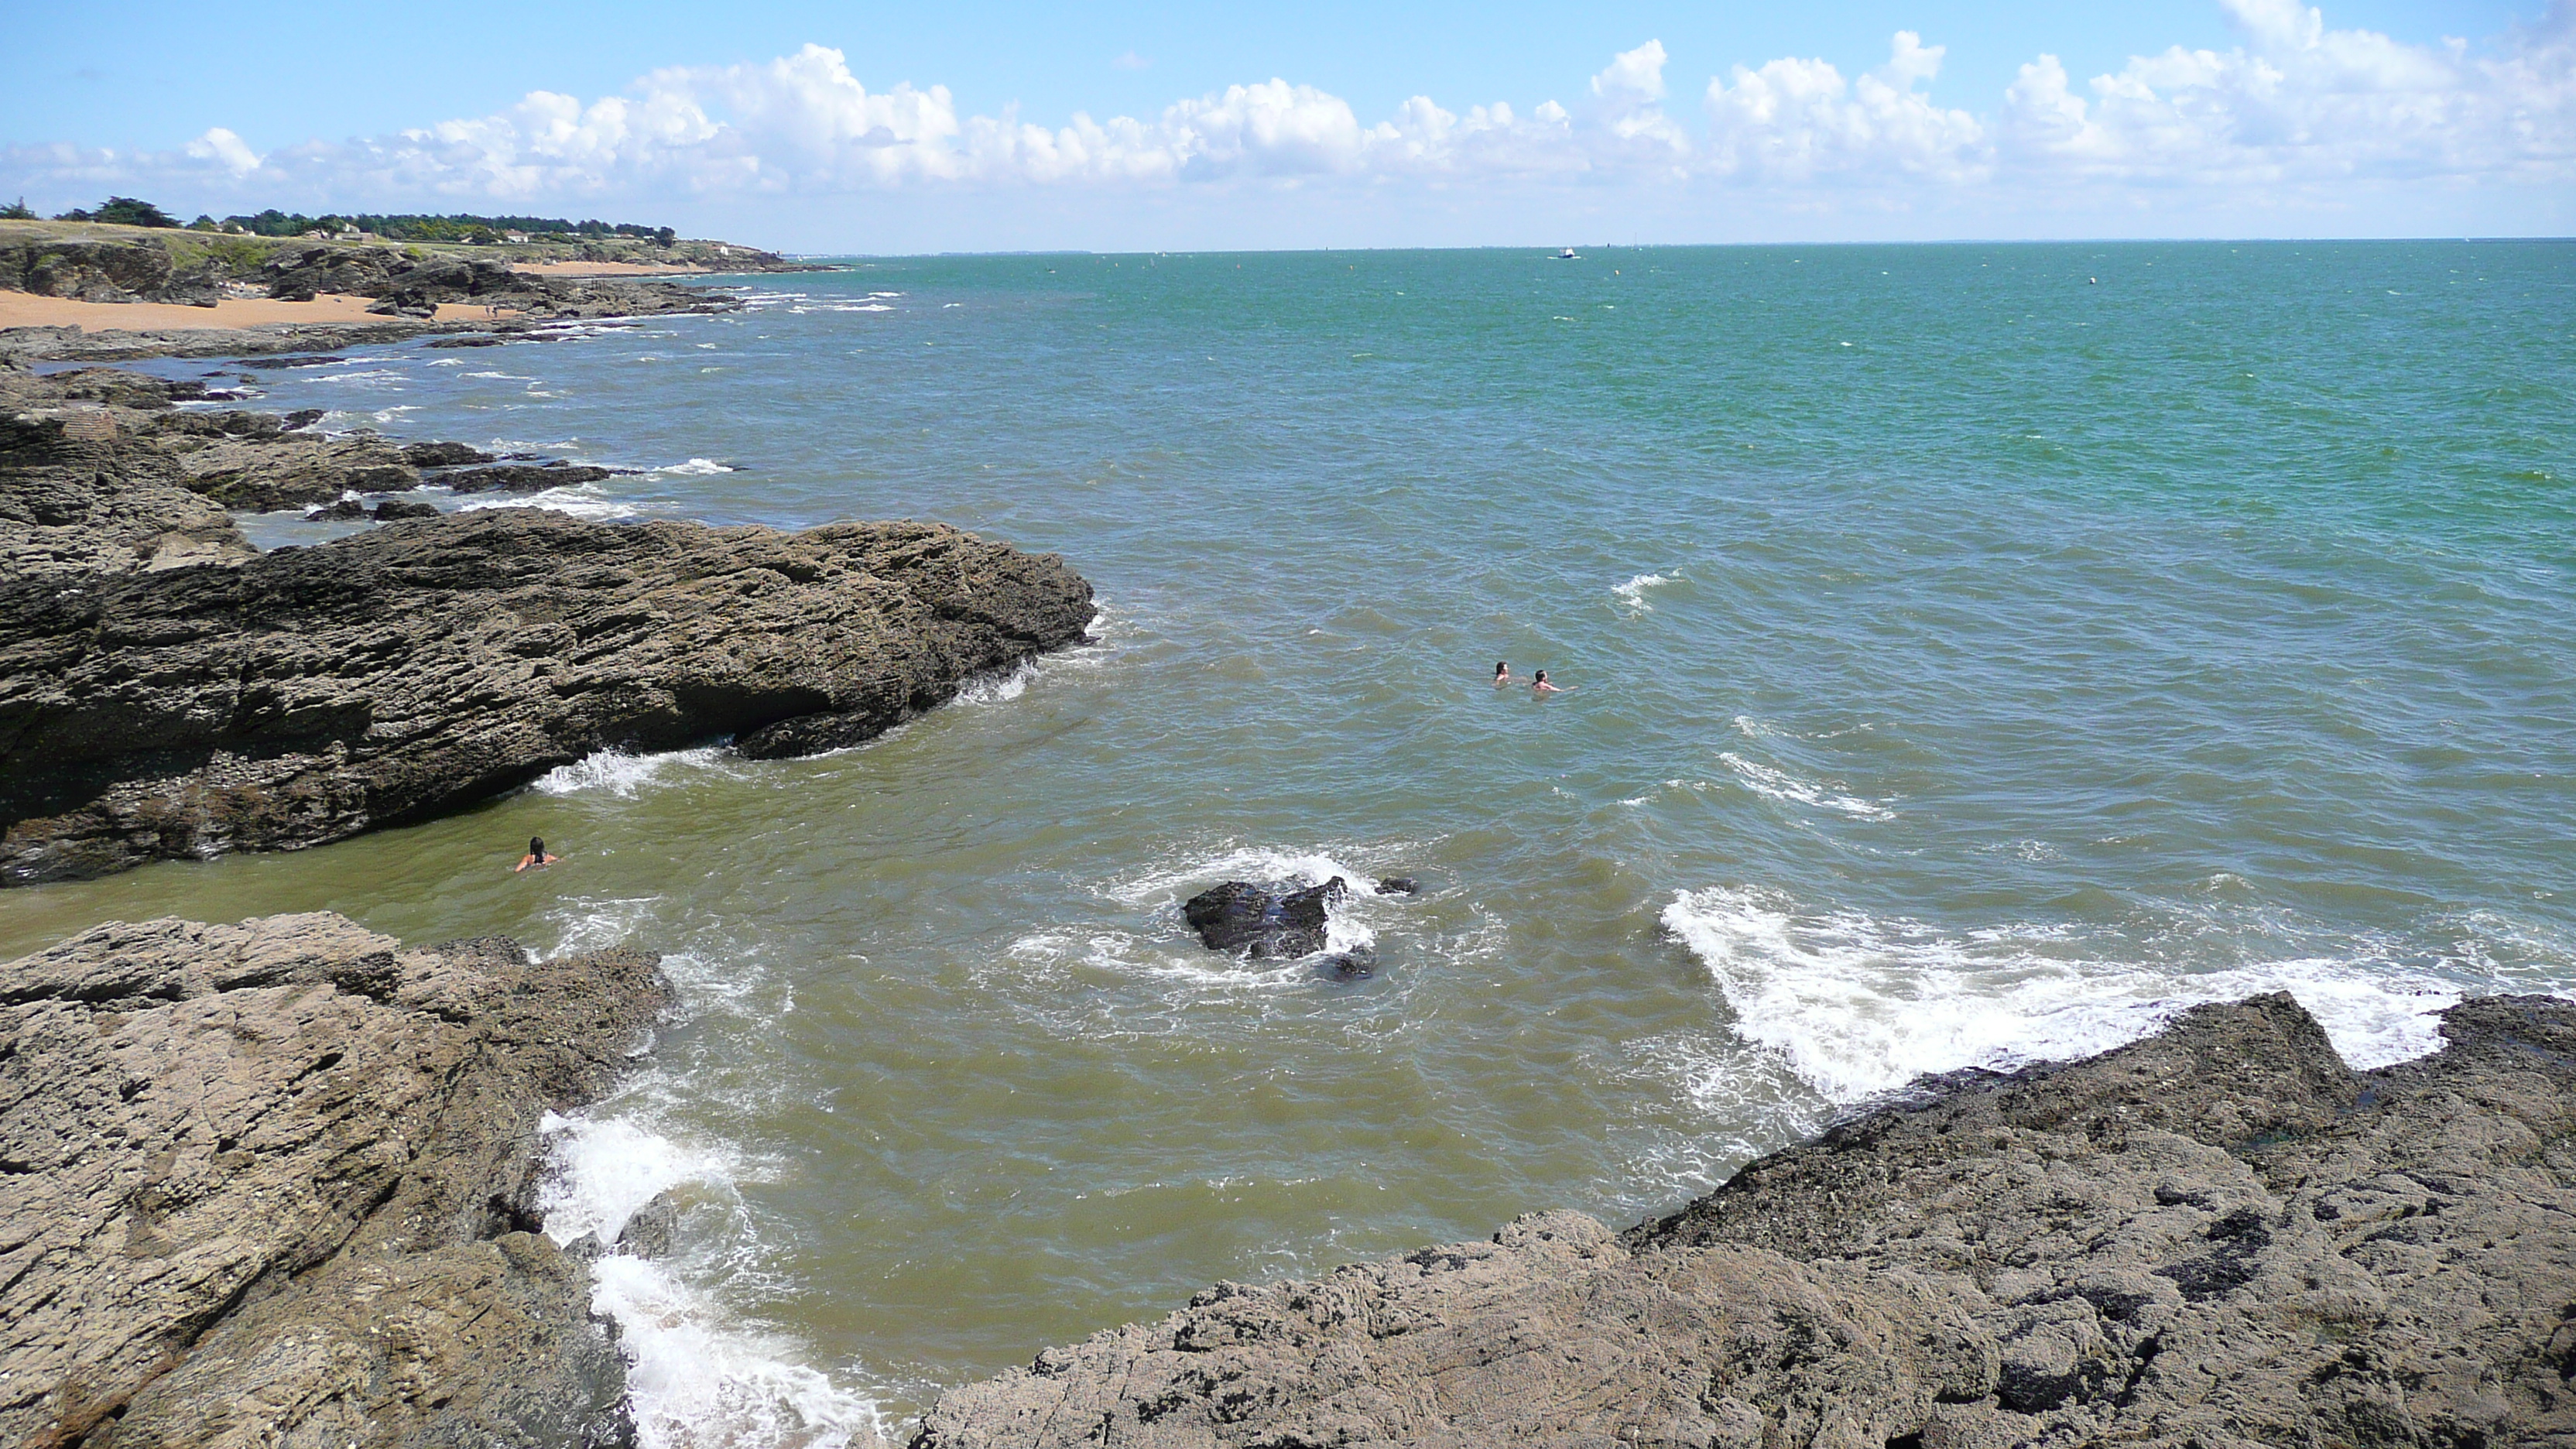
[{"x1": 0, "y1": 197, "x2": 34, "y2": 221}]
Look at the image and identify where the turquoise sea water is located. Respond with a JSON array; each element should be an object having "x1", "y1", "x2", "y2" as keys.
[{"x1": 7, "y1": 241, "x2": 2571, "y2": 1441}]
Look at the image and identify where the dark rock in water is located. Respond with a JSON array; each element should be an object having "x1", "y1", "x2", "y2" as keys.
[
  {"x1": 405, "y1": 440, "x2": 497, "y2": 468},
  {"x1": 373, "y1": 497, "x2": 442, "y2": 520},
  {"x1": 441, "y1": 461, "x2": 620, "y2": 494},
  {"x1": 1373, "y1": 876, "x2": 1420, "y2": 896},
  {"x1": 236, "y1": 354, "x2": 348, "y2": 370},
  {"x1": 920, "y1": 993, "x2": 2576, "y2": 1449},
  {"x1": 616, "y1": 1189, "x2": 687, "y2": 1260},
  {"x1": 304, "y1": 498, "x2": 368, "y2": 521},
  {"x1": 0, "y1": 504, "x2": 1095, "y2": 882},
  {"x1": 1183, "y1": 877, "x2": 1348, "y2": 959},
  {"x1": 427, "y1": 334, "x2": 509, "y2": 348},
  {"x1": 281, "y1": 408, "x2": 324, "y2": 430},
  {"x1": 0, "y1": 913, "x2": 669, "y2": 1449},
  {"x1": 1317, "y1": 949, "x2": 1375, "y2": 980}
]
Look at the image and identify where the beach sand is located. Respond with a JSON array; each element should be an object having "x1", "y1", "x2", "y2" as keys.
[{"x1": 0, "y1": 291, "x2": 519, "y2": 332}]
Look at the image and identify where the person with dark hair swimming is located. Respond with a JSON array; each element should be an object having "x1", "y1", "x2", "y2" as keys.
[
  {"x1": 514, "y1": 836, "x2": 562, "y2": 872},
  {"x1": 1532, "y1": 670, "x2": 1572, "y2": 694},
  {"x1": 1494, "y1": 661, "x2": 1513, "y2": 687}
]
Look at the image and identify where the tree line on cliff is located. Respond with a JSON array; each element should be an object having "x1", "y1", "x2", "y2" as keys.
[{"x1": 5, "y1": 195, "x2": 676, "y2": 245}]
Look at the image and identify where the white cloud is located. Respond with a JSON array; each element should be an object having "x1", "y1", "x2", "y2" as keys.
[
  {"x1": 183, "y1": 127, "x2": 262, "y2": 176},
  {"x1": 3, "y1": 4, "x2": 2568, "y2": 234},
  {"x1": 1704, "y1": 32, "x2": 1987, "y2": 183}
]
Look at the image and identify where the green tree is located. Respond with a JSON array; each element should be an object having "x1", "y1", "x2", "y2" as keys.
[
  {"x1": 57, "y1": 197, "x2": 182, "y2": 228},
  {"x1": 0, "y1": 197, "x2": 34, "y2": 221}
]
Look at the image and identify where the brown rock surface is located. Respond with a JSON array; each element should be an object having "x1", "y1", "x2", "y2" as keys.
[
  {"x1": 0, "y1": 364, "x2": 1098, "y2": 883},
  {"x1": 0, "y1": 912, "x2": 671, "y2": 1449},
  {"x1": 916, "y1": 992, "x2": 2576, "y2": 1448}
]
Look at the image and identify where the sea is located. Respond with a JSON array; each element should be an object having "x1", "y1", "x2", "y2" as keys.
[{"x1": 5, "y1": 241, "x2": 2571, "y2": 1443}]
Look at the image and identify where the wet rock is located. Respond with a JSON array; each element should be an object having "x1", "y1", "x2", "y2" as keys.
[
  {"x1": 0, "y1": 505, "x2": 1094, "y2": 882},
  {"x1": 427, "y1": 334, "x2": 510, "y2": 348},
  {"x1": 282, "y1": 408, "x2": 324, "y2": 430},
  {"x1": 1317, "y1": 948, "x2": 1376, "y2": 980},
  {"x1": 440, "y1": 461, "x2": 621, "y2": 494},
  {"x1": 1373, "y1": 875, "x2": 1420, "y2": 896},
  {"x1": 1183, "y1": 877, "x2": 1348, "y2": 959},
  {"x1": 404, "y1": 440, "x2": 497, "y2": 467},
  {"x1": 237, "y1": 353, "x2": 348, "y2": 370},
  {"x1": 0, "y1": 913, "x2": 670, "y2": 1449},
  {"x1": 304, "y1": 498, "x2": 368, "y2": 521},
  {"x1": 373, "y1": 497, "x2": 442, "y2": 520},
  {"x1": 919, "y1": 994, "x2": 2576, "y2": 1448},
  {"x1": 616, "y1": 1189, "x2": 687, "y2": 1259},
  {"x1": 168, "y1": 431, "x2": 423, "y2": 511}
]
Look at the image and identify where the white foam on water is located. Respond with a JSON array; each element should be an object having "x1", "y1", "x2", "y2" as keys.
[
  {"x1": 835, "y1": 304, "x2": 896, "y2": 313},
  {"x1": 866, "y1": 291, "x2": 904, "y2": 299},
  {"x1": 653, "y1": 457, "x2": 735, "y2": 476},
  {"x1": 1662, "y1": 885, "x2": 2462, "y2": 1105},
  {"x1": 464, "y1": 371, "x2": 537, "y2": 381},
  {"x1": 457, "y1": 484, "x2": 652, "y2": 521},
  {"x1": 1716, "y1": 752, "x2": 1896, "y2": 820},
  {"x1": 954, "y1": 659, "x2": 1037, "y2": 706},
  {"x1": 532, "y1": 745, "x2": 740, "y2": 798},
  {"x1": 1612, "y1": 571, "x2": 1675, "y2": 615},
  {"x1": 539, "y1": 1116, "x2": 884, "y2": 1449}
]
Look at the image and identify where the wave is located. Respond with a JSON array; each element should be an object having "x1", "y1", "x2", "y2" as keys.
[
  {"x1": 954, "y1": 659, "x2": 1038, "y2": 706},
  {"x1": 1662, "y1": 885, "x2": 2461, "y2": 1104},
  {"x1": 531, "y1": 745, "x2": 741, "y2": 798},
  {"x1": 457, "y1": 483, "x2": 654, "y2": 522},
  {"x1": 653, "y1": 457, "x2": 736, "y2": 476},
  {"x1": 540, "y1": 1115, "x2": 882, "y2": 1449},
  {"x1": 1715, "y1": 752, "x2": 1896, "y2": 820},
  {"x1": 1612, "y1": 571, "x2": 1675, "y2": 615}
]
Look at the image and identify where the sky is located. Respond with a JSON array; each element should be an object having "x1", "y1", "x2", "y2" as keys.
[{"x1": 5, "y1": 0, "x2": 2571, "y2": 252}]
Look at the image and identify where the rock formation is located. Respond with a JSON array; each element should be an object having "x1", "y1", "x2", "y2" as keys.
[
  {"x1": 0, "y1": 502, "x2": 1094, "y2": 882},
  {"x1": 917, "y1": 992, "x2": 2576, "y2": 1448},
  {"x1": 0, "y1": 912, "x2": 671, "y2": 1449},
  {"x1": 1184, "y1": 879, "x2": 1351, "y2": 959}
]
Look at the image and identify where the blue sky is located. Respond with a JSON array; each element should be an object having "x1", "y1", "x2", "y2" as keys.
[{"x1": 6, "y1": 0, "x2": 2569, "y2": 251}]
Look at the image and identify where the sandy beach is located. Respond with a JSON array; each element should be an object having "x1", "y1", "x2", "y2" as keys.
[{"x1": 0, "y1": 291, "x2": 519, "y2": 332}]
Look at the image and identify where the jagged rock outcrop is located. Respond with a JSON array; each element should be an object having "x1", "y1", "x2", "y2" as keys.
[
  {"x1": 0, "y1": 503, "x2": 1094, "y2": 882},
  {"x1": 1184, "y1": 879, "x2": 1350, "y2": 960},
  {"x1": 917, "y1": 992, "x2": 2576, "y2": 1448},
  {"x1": 0, "y1": 912, "x2": 671, "y2": 1449}
]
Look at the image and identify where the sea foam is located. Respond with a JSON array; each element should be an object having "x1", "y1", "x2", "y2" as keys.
[
  {"x1": 1663, "y1": 885, "x2": 2458, "y2": 1103},
  {"x1": 1612, "y1": 571, "x2": 1676, "y2": 615}
]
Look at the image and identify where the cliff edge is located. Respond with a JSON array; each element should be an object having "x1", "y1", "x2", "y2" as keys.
[{"x1": 919, "y1": 992, "x2": 2576, "y2": 1448}]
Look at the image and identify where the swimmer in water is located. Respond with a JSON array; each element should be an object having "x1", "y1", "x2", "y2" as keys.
[
  {"x1": 514, "y1": 835, "x2": 562, "y2": 872},
  {"x1": 1532, "y1": 670, "x2": 1571, "y2": 694},
  {"x1": 1494, "y1": 661, "x2": 1512, "y2": 687}
]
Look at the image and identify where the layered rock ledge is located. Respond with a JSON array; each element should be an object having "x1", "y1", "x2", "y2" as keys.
[
  {"x1": 919, "y1": 992, "x2": 2576, "y2": 1447},
  {"x1": 0, "y1": 912, "x2": 671, "y2": 1448},
  {"x1": 1, "y1": 364, "x2": 1098, "y2": 883}
]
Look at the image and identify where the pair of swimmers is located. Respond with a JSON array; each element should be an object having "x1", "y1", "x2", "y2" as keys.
[{"x1": 1494, "y1": 663, "x2": 1571, "y2": 694}]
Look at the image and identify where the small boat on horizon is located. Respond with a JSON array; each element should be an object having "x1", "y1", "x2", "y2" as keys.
[{"x1": 1553, "y1": 247, "x2": 1581, "y2": 261}]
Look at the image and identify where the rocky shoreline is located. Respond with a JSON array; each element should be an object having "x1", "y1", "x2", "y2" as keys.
[
  {"x1": 916, "y1": 992, "x2": 2576, "y2": 1447},
  {"x1": 0, "y1": 912, "x2": 672, "y2": 1448},
  {"x1": 0, "y1": 360, "x2": 1097, "y2": 883}
]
